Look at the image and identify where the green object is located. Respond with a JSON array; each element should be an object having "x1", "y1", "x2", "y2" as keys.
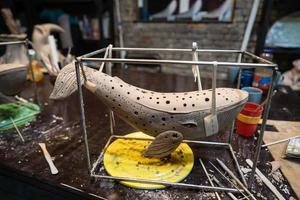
[
  {"x1": 0, "y1": 102, "x2": 40, "y2": 131},
  {"x1": 0, "y1": 103, "x2": 21, "y2": 118}
]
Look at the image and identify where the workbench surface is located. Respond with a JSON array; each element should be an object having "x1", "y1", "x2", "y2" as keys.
[{"x1": 0, "y1": 68, "x2": 298, "y2": 200}]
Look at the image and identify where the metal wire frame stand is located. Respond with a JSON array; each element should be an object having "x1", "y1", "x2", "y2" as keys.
[
  {"x1": 74, "y1": 45, "x2": 277, "y2": 193},
  {"x1": 0, "y1": 39, "x2": 38, "y2": 103}
]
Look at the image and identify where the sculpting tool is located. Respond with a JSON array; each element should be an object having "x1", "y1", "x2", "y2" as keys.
[
  {"x1": 199, "y1": 158, "x2": 221, "y2": 200},
  {"x1": 38, "y1": 143, "x2": 58, "y2": 175},
  {"x1": 212, "y1": 176, "x2": 238, "y2": 200},
  {"x1": 246, "y1": 159, "x2": 285, "y2": 200},
  {"x1": 209, "y1": 161, "x2": 248, "y2": 199},
  {"x1": 216, "y1": 159, "x2": 256, "y2": 200}
]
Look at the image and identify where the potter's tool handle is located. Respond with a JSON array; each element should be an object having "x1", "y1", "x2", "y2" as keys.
[
  {"x1": 204, "y1": 61, "x2": 219, "y2": 136},
  {"x1": 192, "y1": 42, "x2": 202, "y2": 91},
  {"x1": 38, "y1": 143, "x2": 59, "y2": 175}
]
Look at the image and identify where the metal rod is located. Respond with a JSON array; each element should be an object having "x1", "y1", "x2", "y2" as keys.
[
  {"x1": 0, "y1": 40, "x2": 26, "y2": 46},
  {"x1": 261, "y1": 135, "x2": 300, "y2": 148},
  {"x1": 229, "y1": 50, "x2": 244, "y2": 144},
  {"x1": 78, "y1": 47, "x2": 107, "y2": 59},
  {"x1": 209, "y1": 161, "x2": 247, "y2": 198},
  {"x1": 75, "y1": 61, "x2": 91, "y2": 172},
  {"x1": 60, "y1": 183, "x2": 108, "y2": 200},
  {"x1": 199, "y1": 158, "x2": 221, "y2": 200},
  {"x1": 244, "y1": 51, "x2": 274, "y2": 65},
  {"x1": 80, "y1": 58, "x2": 277, "y2": 68},
  {"x1": 111, "y1": 135, "x2": 230, "y2": 146},
  {"x1": 212, "y1": 176, "x2": 239, "y2": 200},
  {"x1": 99, "y1": 47, "x2": 109, "y2": 72},
  {"x1": 90, "y1": 135, "x2": 114, "y2": 174},
  {"x1": 25, "y1": 39, "x2": 39, "y2": 105},
  {"x1": 246, "y1": 159, "x2": 285, "y2": 200},
  {"x1": 105, "y1": 45, "x2": 114, "y2": 135},
  {"x1": 112, "y1": 47, "x2": 242, "y2": 53},
  {"x1": 229, "y1": 145, "x2": 248, "y2": 187},
  {"x1": 216, "y1": 159, "x2": 257, "y2": 200},
  {"x1": 249, "y1": 68, "x2": 277, "y2": 187},
  {"x1": 91, "y1": 174, "x2": 244, "y2": 193}
]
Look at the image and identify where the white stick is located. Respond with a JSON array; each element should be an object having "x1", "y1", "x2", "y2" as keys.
[
  {"x1": 262, "y1": 135, "x2": 300, "y2": 148},
  {"x1": 10, "y1": 117, "x2": 25, "y2": 142},
  {"x1": 246, "y1": 159, "x2": 285, "y2": 200},
  {"x1": 38, "y1": 143, "x2": 59, "y2": 175},
  {"x1": 48, "y1": 35, "x2": 60, "y2": 72}
]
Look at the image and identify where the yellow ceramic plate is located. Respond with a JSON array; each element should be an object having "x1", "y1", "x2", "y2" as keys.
[{"x1": 103, "y1": 132, "x2": 194, "y2": 189}]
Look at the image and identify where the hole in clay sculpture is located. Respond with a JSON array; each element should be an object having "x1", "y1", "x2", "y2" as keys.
[
  {"x1": 166, "y1": 100, "x2": 170, "y2": 104},
  {"x1": 134, "y1": 111, "x2": 138, "y2": 115},
  {"x1": 173, "y1": 108, "x2": 176, "y2": 111},
  {"x1": 183, "y1": 103, "x2": 187, "y2": 107},
  {"x1": 161, "y1": 117, "x2": 166, "y2": 121},
  {"x1": 205, "y1": 98, "x2": 209, "y2": 101},
  {"x1": 192, "y1": 104, "x2": 195, "y2": 107},
  {"x1": 127, "y1": 92, "x2": 130, "y2": 94},
  {"x1": 112, "y1": 87, "x2": 114, "y2": 89},
  {"x1": 226, "y1": 98, "x2": 229, "y2": 100},
  {"x1": 137, "y1": 97, "x2": 140, "y2": 100},
  {"x1": 156, "y1": 102, "x2": 159, "y2": 104},
  {"x1": 120, "y1": 85, "x2": 123, "y2": 87},
  {"x1": 152, "y1": 115, "x2": 155, "y2": 118},
  {"x1": 182, "y1": 123, "x2": 197, "y2": 128}
]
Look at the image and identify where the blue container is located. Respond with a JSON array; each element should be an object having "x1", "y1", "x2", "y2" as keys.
[
  {"x1": 242, "y1": 87, "x2": 263, "y2": 104},
  {"x1": 228, "y1": 67, "x2": 239, "y2": 83},
  {"x1": 240, "y1": 70, "x2": 254, "y2": 88}
]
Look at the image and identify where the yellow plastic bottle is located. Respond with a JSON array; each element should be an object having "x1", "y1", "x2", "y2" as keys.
[{"x1": 27, "y1": 49, "x2": 44, "y2": 82}]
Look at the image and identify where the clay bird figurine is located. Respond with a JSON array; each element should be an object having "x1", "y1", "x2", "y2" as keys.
[{"x1": 50, "y1": 63, "x2": 248, "y2": 158}]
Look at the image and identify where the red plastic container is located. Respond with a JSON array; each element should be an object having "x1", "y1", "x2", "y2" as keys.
[{"x1": 236, "y1": 102, "x2": 263, "y2": 137}]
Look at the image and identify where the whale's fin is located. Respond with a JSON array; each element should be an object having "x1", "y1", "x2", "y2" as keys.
[
  {"x1": 50, "y1": 62, "x2": 95, "y2": 100},
  {"x1": 143, "y1": 131, "x2": 183, "y2": 158}
]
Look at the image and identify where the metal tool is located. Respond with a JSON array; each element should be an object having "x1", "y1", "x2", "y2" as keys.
[
  {"x1": 199, "y1": 158, "x2": 221, "y2": 200},
  {"x1": 212, "y1": 176, "x2": 238, "y2": 200},
  {"x1": 216, "y1": 159, "x2": 257, "y2": 200},
  {"x1": 209, "y1": 161, "x2": 248, "y2": 199},
  {"x1": 38, "y1": 143, "x2": 58, "y2": 175},
  {"x1": 246, "y1": 159, "x2": 285, "y2": 200}
]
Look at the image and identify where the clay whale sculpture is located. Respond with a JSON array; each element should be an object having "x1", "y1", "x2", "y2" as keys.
[{"x1": 50, "y1": 62, "x2": 248, "y2": 158}]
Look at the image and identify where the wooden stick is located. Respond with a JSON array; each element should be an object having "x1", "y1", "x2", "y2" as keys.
[
  {"x1": 38, "y1": 143, "x2": 58, "y2": 175},
  {"x1": 10, "y1": 117, "x2": 25, "y2": 142},
  {"x1": 262, "y1": 135, "x2": 300, "y2": 148},
  {"x1": 246, "y1": 159, "x2": 285, "y2": 200}
]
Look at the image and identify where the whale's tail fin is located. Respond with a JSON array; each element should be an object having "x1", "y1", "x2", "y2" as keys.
[{"x1": 49, "y1": 62, "x2": 95, "y2": 100}]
